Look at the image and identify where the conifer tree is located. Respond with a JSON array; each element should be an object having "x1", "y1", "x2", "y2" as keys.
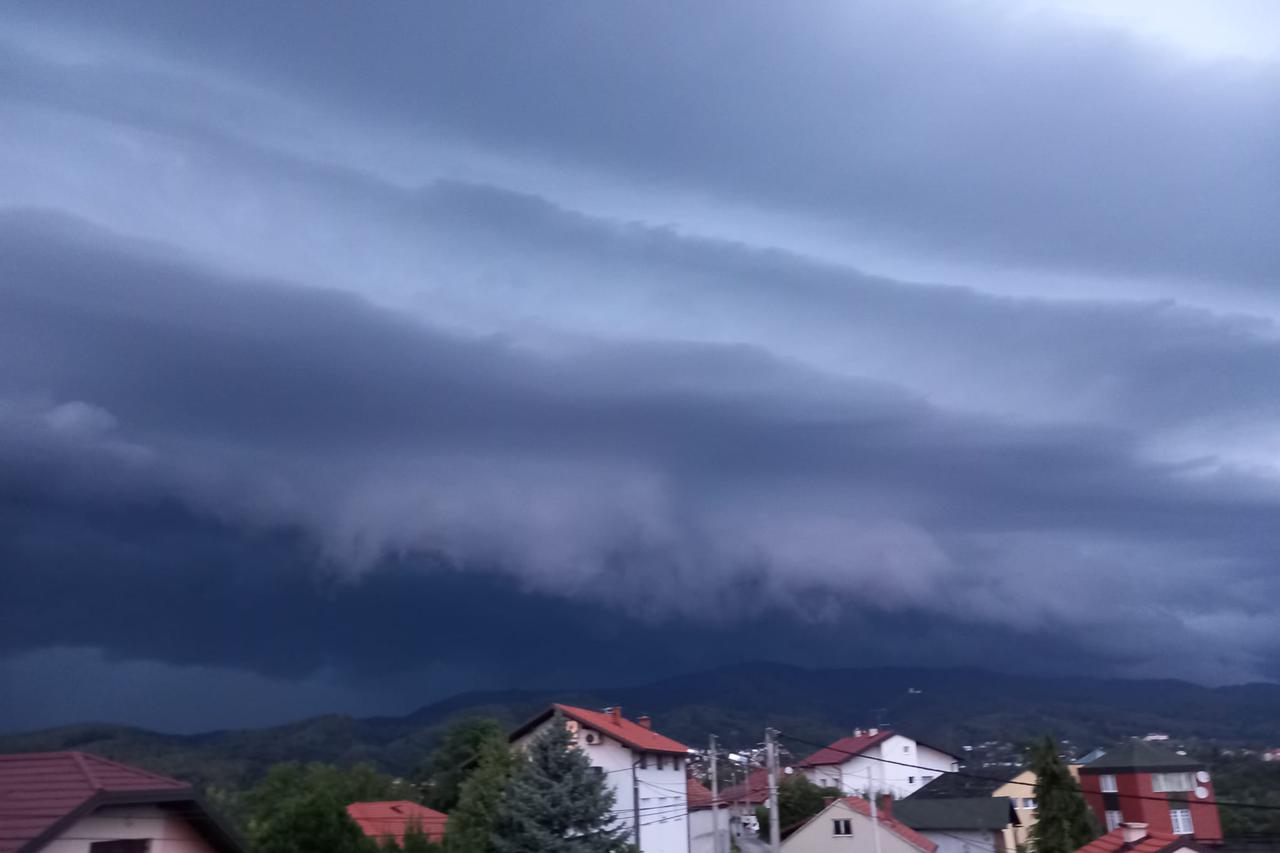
[
  {"x1": 1029, "y1": 737, "x2": 1099, "y2": 853},
  {"x1": 493, "y1": 712, "x2": 633, "y2": 853},
  {"x1": 445, "y1": 738, "x2": 515, "y2": 853}
]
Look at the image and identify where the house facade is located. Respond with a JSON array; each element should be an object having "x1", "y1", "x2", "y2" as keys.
[
  {"x1": 798, "y1": 730, "x2": 961, "y2": 799},
  {"x1": 781, "y1": 796, "x2": 937, "y2": 853},
  {"x1": 0, "y1": 752, "x2": 243, "y2": 853},
  {"x1": 509, "y1": 704, "x2": 690, "y2": 853},
  {"x1": 1078, "y1": 742, "x2": 1222, "y2": 843},
  {"x1": 686, "y1": 777, "x2": 728, "y2": 853}
]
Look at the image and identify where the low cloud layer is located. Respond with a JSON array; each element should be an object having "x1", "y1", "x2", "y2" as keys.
[{"x1": 2, "y1": 1, "x2": 1279, "y2": 730}]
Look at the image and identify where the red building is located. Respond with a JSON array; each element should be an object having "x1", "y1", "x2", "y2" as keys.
[{"x1": 1078, "y1": 741, "x2": 1222, "y2": 844}]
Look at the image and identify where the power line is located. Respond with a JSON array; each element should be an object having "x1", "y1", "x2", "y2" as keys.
[{"x1": 778, "y1": 732, "x2": 1280, "y2": 814}]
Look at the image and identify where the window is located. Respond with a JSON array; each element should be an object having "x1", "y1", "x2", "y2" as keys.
[
  {"x1": 908, "y1": 776, "x2": 915, "y2": 784},
  {"x1": 1100, "y1": 774, "x2": 1118, "y2": 793},
  {"x1": 671, "y1": 758, "x2": 682, "y2": 772},
  {"x1": 833, "y1": 819, "x2": 853, "y2": 836},
  {"x1": 1106, "y1": 811, "x2": 1124, "y2": 832},
  {"x1": 638, "y1": 754, "x2": 648, "y2": 770},
  {"x1": 656, "y1": 755, "x2": 666, "y2": 770},
  {"x1": 90, "y1": 842, "x2": 149, "y2": 853},
  {"x1": 1170, "y1": 809, "x2": 1194, "y2": 835},
  {"x1": 904, "y1": 746, "x2": 911, "y2": 753},
  {"x1": 1152, "y1": 773, "x2": 1195, "y2": 793},
  {"x1": 1021, "y1": 799, "x2": 1037, "y2": 810}
]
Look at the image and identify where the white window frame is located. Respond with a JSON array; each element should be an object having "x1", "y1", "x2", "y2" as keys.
[
  {"x1": 1106, "y1": 811, "x2": 1124, "y2": 832},
  {"x1": 1153, "y1": 773, "x2": 1195, "y2": 793},
  {"x1": 833, "y1": 818, "x2": 853, "y2": 836},
  {"x1": 1100, "y1": 774, "x2": 1118, "y2": 793},
  {"x1": 1170, "y1": 808, "x2": 1194, "y2": 835}
]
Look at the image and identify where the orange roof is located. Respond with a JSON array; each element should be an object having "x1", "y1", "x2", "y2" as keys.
[
  {"x1": 346, "y1": 801, "x2": 448, "y2": 845},
  {"x1": 1075, "y1": 828, "x2": 1208, "y2": 853},
  {"x1": 511, "y1": 704, "x2": 690, "y2": 755},
  {"x1": 687, "y1": 777, "x2": 725, "y2": 811},
  {"x1": 720, "y1": 767, "x2": 772, "y2": 804},
  {"x1": 797, "y1": 730, "x2": 896, "y2": 767},
  {"x1": 839, "y1": 797, "x2": 937, "y2": 853}
]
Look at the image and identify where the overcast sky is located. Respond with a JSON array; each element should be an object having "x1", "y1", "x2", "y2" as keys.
[{"x1": 3, "y1": 1, "x2": 1280, "y2": 733}]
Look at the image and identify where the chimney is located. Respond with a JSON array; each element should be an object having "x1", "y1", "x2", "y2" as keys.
[
  {"x1": 877, "y1": 794, "x2": 894, "y2": 821},
  {"x1": 610, "y1": 706, "x2": 622, "y2": 722},
  {"x1": 1121, "y1": 824, "x2": 1148, "y2": 845},
  {"x1": 637, "y1": 715, "x2": 652, "y2": 729},
  {"x1": 854, "y1": 728, "x2": 864, "y2": 737},
  {"x1": 868, "y1": 728, "x2": 880, "y2": 736}
]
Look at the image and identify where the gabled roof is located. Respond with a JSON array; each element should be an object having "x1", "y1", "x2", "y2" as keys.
[
  {"x1": 0, "y1": 751, "x2": 242, "y2": 853},
  {"x1": 797, "y1": 730, "x2": 896, "y2": 767},
  {"x1": 720, "y1": 768, "x2": 772, "y2": 804},
  {"x1": 1081, "y1": 741, "x2": 1201, "y2": 773},
  {"x1": 1076, "y1": 827, "x2": 1214, "y2": 853},
  {"x1": 347, "y1": 801, "x2": 448, "y2": 844},
  {"x1": 789, "y1": 797, "x2": 936, "y2": 853},
  {"x1": 893, "y1": 797, "x2": 1019, "y2": 831},
  {"x1": 509, "y1": 704, "x2": 690, "y2": 755},
  {"x1": 908, "y1": 770, "x2": 1013, "y2": 799}
]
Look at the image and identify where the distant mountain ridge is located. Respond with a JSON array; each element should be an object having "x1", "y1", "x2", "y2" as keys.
[{"x1": 4, "y1": 662, "x2": 1279, "y2": 793}]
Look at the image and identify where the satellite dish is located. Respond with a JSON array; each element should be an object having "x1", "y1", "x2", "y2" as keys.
[
  {"x1": 1194, "y1": 786, "x2": 1209, "y2": 800},
  {"x1": 1196, "y1": 771, "x2": 1211, "y2": 783},
  {"x1": 784, "y1": 766, "x2": 794, "y2": 775}
]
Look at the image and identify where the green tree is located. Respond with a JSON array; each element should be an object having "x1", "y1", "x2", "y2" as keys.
[
  {"x1": 247, "y1": 762, "x2": 404, "y2": 853},
  {"x1": 756, "y1": 775, "x2": 842, "y2": 839},
  {"x1": 422, "y1": 719, "x2": 507, "y2": 812},
  {"x1": 1028, "y1": 738, "x2": 1098, "y2": 853},
  {"x1": 401, "y1": 821, "x2": 444, "y2": 853},
  {"x1": 493, "y1": 712, "x2": 633, "y2": 853},
  {"x1": 445, "y1": 738, "x2": 515, "y2": 853}
]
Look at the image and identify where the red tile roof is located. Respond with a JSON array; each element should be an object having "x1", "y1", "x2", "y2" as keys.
[
  {"x1": 513, "y1": 705, "x2": 690, "y2": 755},
  {"x1": 719, "y1": 768, "x2": 772, "y2": 804},
  {"x1": 346, "y1": 801, "x2": 448, "y2": 845},
  {"x1": 797, "y1": 730, "x2": 896, "y2": 767},
  {"x1": 0, "y1": 752, "x2": 193, "y2": 853},
  {"x1": 1075, "y1": 828, "x2": 1208, "y2": 853},
  {"x1": 687, "y1": 777, "x2": 721, "y2": 811},
  {"x1": 838, "y1": 797, "x2": 937, "y2": 853}
]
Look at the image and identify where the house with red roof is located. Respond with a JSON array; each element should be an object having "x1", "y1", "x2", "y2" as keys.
[
  {"x1": 346, "y1": 801, "x2": 447, "y2": 846},
  {"x1": 1075, "y1": 822, "x2": 1215, "y2": 853},
  {"x1": 781, "y1": 795, "x2": 938, "y2": 853},
  {"x1": 509, "y1": 704, "x2": 691, "y2": 853},
  {"x1": 797, "y1": 729, "x2": 960, "y2": 799},
  {"x1": 0, "y1": 751, "x2": 243, "y2": 853}
]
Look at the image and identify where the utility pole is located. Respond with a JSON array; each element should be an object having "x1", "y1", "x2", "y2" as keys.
[
  {"x1": 867, "y1": 764, "x2": 884, "y2": 853},
  {"x1": 710, "y1": 735, "x2": 723, "y2": 853},
  {"x1": 765, "y1": 728, "x2": 781, "y2": 853},
  {"x1": 632, "y1": 758, "x2": 642, "y2": 852}
]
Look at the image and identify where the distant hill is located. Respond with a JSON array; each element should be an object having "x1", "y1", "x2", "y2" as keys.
[{"x1": 4, "y1": 663, "x2": 1280, "y2": 793}]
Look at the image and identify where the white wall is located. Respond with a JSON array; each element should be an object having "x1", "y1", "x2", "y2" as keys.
[
  {"x1": 688, "y1": 807, "x2": 728, "y2": 853},
  {"x1": 41, "y1": 804, "x2": 219, "y2": 853},
  {"x1": 515, "y1": 718, "x2": 690, "y2": 853},
  {"x1": 802, "y1": 736, "x2": 958, "y2": 799},
  {"x1": 782, "y1": 800, "x2": 927, "y2": 853}
]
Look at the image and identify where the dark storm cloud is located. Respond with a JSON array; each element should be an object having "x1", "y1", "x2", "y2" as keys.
[
  {"x1": 3, "y1": 212, "x2": 1280, "y2": 696},
  {"x1": 5, "y1": 1, "x2": 1278, "y2": 287}
]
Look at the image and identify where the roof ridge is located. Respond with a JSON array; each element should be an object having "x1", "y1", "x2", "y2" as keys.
[{"x1": 70, "y1": 751, "x2": 103, "y2": 790}]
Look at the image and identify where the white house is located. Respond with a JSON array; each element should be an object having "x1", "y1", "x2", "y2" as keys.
[
  {"x1": 781, "y1": 796, "x2": 937, "y2": 853},
  {"x1": 798, "y1": 730, "x2": 960, "y2": 799},
  {"x1": 686, "y1": 777, "x2": 729, "y2": 853},
  {"x1": 0, "y1": 751, "x2": 243, "y2": 853},
  {"x1": 510, "y1": 704, "x2": 691, "y2": 853}
]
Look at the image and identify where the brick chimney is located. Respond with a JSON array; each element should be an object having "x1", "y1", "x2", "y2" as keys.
[
  {"x1": 1122, "y1": 823, "x2": 1149, "y2": 845},
  {"x1": 637, "y1": 715, "x2": 652, "y2": 729},
  {"x1": 877, "y1": 794, "x2": 894, "y2": 820},
  {"x1": 609, "y1": 706, "x2": 622, "y2": 722}
]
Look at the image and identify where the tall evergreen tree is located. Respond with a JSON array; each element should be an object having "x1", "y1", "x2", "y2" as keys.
[
  {"x1": 493, "y1": 712, "x2": 633, "y2": 853},
  {"x1": 445, "y1": 738, "x2": 515, "y2": 853},
  {"x1": 1029, "y1": 737, "x2": 1099, "y2": 853},
  {"x1": 422, "y1": 719, "x2": 507, "y2": 812}
]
